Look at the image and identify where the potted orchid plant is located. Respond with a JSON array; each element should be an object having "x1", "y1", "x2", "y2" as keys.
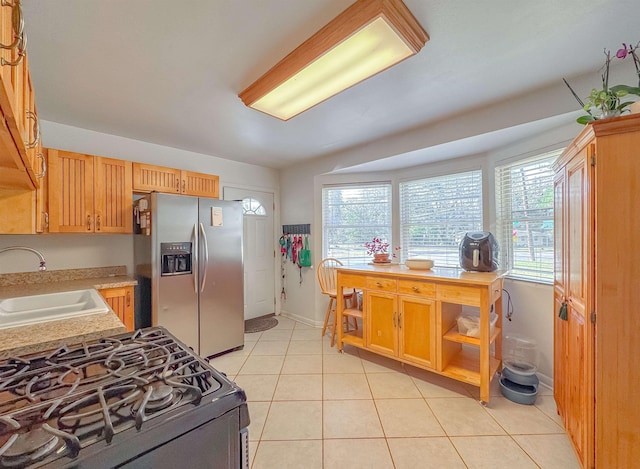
[
  {"x1": 564, "y1": 42, "x2": 640, "y2": 124},
  {"x1": 364, "y1": 237, "x2": 400, "y2": 264}
]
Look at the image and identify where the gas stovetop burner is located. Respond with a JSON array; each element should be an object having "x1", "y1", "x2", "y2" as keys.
[
  {"x1": 145, "y1": 382, "x2": 174, "y2": 410},
  {"x1": 1, "y1": 427, "x2": 61, "y2": 468},
  {"x1": 0, "y1": 327, "x2": 226, "y2": 468}
]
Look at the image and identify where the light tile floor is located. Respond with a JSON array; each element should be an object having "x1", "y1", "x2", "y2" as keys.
[{"x1": 209, "y1": 316, "x2": 581, "y2": 469}]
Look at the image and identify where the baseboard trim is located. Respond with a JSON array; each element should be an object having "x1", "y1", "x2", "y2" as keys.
[{"x1": 278, "y1": 310, "x2": 322, "y2": 328}]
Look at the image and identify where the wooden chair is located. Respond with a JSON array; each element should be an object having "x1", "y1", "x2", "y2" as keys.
[{"x1": 317, "y1": 258, "x2": 360, "y2": 346}]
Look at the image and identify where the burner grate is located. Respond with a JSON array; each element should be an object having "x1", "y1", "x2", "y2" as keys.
[{"x1": 0, "y1": 327, "x2": 223, "y2": 467}]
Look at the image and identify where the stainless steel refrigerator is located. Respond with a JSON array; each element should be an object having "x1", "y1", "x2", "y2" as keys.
[{"x1": 134, "y1": 193, "x2": 244, "y2": 357}]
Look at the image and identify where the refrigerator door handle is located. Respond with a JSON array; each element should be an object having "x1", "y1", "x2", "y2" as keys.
[
  {"x1": 199, "y1": 222, "x2": 209, "y2": 292},
  {"x1": 192, "y1": 223, "x2": 199, "y2": 294}
]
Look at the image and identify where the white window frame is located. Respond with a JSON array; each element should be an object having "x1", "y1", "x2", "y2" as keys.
[
  {"x1": 495, "y1": 150, "x2": 560, "y2": 283},
  {"x1": 322, "y1": 182, "x2": 392, "y2": 266},
  {"x1": 399, "y1": 170, "x2": 483, "y2": 267}
]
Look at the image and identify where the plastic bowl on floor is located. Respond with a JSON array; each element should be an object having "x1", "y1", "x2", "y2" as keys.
[
  {"x1": 501, "y1": 367, "x2": 539, "y2": 387},
  {"x1": 499, "y1": 375, "x2": 539, "y2": 405}
]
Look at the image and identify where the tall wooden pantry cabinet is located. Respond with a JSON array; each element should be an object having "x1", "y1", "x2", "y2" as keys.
[{"x1": 553, "y1": 113, "x2": 640, "y2": 468}]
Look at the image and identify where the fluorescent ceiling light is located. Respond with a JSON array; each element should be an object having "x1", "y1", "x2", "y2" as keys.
[{"x1": 238, "y1": 0, "x2": 429, "y2": 121}]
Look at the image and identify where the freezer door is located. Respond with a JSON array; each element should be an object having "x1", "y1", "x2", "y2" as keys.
[
  {"x1": 153, "y1": 193, "x2": 200, "y2": 353},
  {"x1": 198, "y1": 199, "x2": 244, "y2": 357}
]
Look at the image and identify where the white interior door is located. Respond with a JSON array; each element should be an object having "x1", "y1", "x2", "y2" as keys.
[{"x1": 223, "y1": 187, "x2": 275, "y2": 320}]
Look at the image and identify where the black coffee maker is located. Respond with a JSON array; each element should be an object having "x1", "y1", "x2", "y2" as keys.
[{"x1": 459, "y1": 231, "x2": 499, "y2": 272}]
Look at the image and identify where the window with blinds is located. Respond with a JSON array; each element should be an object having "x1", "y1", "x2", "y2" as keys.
[
  {"x1": 495, "y1": 150, "x2": 560, "y2": 283},
  {"x1": 399, "y1": 170, "x2": 483, "y2": 267},
  {"x1": 322, "y1": 183, "x2": 392, "y2": 265}
]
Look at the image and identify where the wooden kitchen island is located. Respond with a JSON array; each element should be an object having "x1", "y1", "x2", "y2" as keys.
[{"x1": 336, "y1": 264, "x2": 504, "y2": 404}]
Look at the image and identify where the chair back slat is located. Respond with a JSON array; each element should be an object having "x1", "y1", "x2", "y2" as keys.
[{"x1": 317, "y1": 258, "x2": 343, "y2": 296}]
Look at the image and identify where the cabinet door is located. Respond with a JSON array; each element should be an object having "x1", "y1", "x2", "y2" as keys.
[
  {"x1": 48, "y1": 149, "x2": 94, "y2": 232},
  {"x1": 399, "y1": 296, "x2": 435, "y2": 369},
  {"x1": 0, "y1": 4, "x2": 14, "y2": 101},
  {"x1": 180, "y1": 170, "x2": 219, "y2": 198},
  {"x1": 564, "y1": 150, "x2": 593, "y2": 467},
  {"x1": 94, "y1": 156, "x2": 132, "y2": 233},
  {"x1": 34, "y1": 144, "x2": 47, "y2": 232},
  {"x1": 565, "y1": 303, "x2": 588, "y2": 464},
  {"x1": 22, "y1": 69, "x2": 39, "y2": 179},
  {"x1": 553, "y1": 291, "x2": 568, "y2": 421},
  {"x1": 552, "y1": 170, "x2": 567, "y2": 418},
  {"x1": 132, "y1": 163, "x2": 181, "y2": 193},
  {"x1": 99, "y1": 286, "x2": 134, "y2": 331},
  {"x1": 0, "y1": 2, "x2": 37, "y2": 190},
  {"x1": 365, "y1": 291, "x2": 397, "y2": 356}
]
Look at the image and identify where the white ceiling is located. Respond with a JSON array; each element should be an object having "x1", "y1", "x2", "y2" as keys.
[{"x1": 22, "y1": 0, "x2": 640, "y2": 172}]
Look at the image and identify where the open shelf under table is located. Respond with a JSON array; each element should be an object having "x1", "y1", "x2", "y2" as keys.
[{"x1": 440, "y1": 346, "x2": 501, "y2": 387}]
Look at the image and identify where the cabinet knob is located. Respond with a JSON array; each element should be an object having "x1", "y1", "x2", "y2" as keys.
[
  {"x1": 126, "y1": 290, "x2": 131, "y2": 307},
  {"x1": 376, "y1": 282, "x2": 383, "y2": 287},
  {"x1": 96, "y1": 215, "x2": 101, "y2": 231},
  {"x1": 86, "y1": 215, "x2": 92, "y2": 231},
  {"x1": 412, "y1": 286, "x2": 420, "y2": 292},
  {"x1": 182, "y1": 180, "x2": 186, "y2": 192}
]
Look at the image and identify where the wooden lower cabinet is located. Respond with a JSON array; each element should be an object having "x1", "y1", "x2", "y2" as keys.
[
  {"x1": 365, "y1": 290, "x2": 436, "y2": 369},
  {"x1": 366, "y1": 290, "x2": 397, "y2": 357},
  {"x1": 338, "y1": 265, "x2": 502, "y2": 403},
  {"x1": 99, "y1": 286, "x2": 135, "y2": 331},
  {"x1": 398, "y1": 295, "x2": 436, "y2": 369}
]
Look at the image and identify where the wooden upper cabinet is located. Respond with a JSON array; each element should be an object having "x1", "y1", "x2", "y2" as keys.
[
  {"x1": 181, "y1": 170, "x2": 219, "y2": 198},
  {"x1": 132, "y1": 163, "x2": 181, "y2": 194},
  {"x1": 0, "y1": 0, "x2": 38, "y2": 190},
  {"x1": 48, "y1": 149, "x2": 132, "y2": 233},
  {"x1": 132, "y1": 162, "x2": 219, "y2": 198},
  {"x1": 94, "y1": 156, "x2": 133, "y2": 233}
]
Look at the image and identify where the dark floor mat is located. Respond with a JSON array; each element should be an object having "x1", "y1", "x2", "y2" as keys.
[{"x1": 244, "y1": 316, "x2": 278, "y2": 333}]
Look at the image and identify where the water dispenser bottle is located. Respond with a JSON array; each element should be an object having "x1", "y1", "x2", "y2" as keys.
[
  {"x1": 500, "y1": 334, "x2": 539, "y2": 405},
  {"x1": 503, "y1": 335, "x2": 538, "y2": 375}
]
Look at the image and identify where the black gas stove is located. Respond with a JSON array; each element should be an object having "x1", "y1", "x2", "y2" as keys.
[{"x1": 0, "y1": 327, "x2": 249, "y2": 469}]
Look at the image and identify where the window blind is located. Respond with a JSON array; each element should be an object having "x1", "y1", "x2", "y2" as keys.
[
  {"x1": 495, "y1": 150, "x2": 560, "y2": 283},
  {"x1": 399, "y1": 170, "x2": 482, "y2": 267},
  {"x1": 322, "y1": 183, "x2": 392, "y2": 266}
]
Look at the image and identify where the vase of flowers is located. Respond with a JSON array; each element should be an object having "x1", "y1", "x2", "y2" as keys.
[
  {"x1": 564, "y1": 42, "x2": 640, "y2": 124},
  {"x1": 364, "y1": 237, "x2": 400, "y2": 264}
]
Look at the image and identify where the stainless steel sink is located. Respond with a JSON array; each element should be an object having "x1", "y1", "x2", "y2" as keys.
[{"x1": 0, "y1": 289, "x2": 111, "y2": 329}]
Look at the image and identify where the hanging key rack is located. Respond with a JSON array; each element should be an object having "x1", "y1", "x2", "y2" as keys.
[{"x1": 279, "y1": 224, "x2": 312, "y2": 288}]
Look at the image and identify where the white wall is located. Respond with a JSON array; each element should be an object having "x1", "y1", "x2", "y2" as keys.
[
  {"x1": 0, "y1": 121, "x2": 279, "y2": 275},
  {"x1": 0, "y1": 234, "x2": 132, "y2": 274}
]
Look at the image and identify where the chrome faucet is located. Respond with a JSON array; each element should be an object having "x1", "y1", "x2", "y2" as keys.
[{"x1": 0, "y1": 246, "x2": 47, "y2": 271}]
